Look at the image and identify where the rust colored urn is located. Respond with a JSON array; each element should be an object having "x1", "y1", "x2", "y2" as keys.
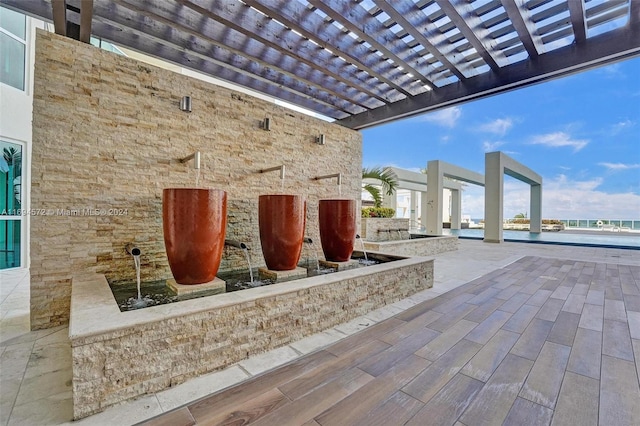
[
  {"x1": 163, "y1": 188, "x2": 227, "y2": 284},
  {"x1": 259, "y1": 194, "x2": 306, "y2": 271},
  {"x1": 318, "y1": 199, "x2": 357, "y2": 262}
]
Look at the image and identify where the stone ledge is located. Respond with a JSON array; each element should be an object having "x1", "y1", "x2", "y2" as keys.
[{"x1": 69, "y1": 252, "x2": 433, "y2": 419}]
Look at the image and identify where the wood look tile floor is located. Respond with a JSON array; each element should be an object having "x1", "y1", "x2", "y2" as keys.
[{"x1": 139, "y1": 256, "x2": 640, "y2": 426}]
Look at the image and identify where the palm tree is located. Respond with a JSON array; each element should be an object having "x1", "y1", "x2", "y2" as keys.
[
  {"x1": 362, "y1": 167, "x2": 398, "y2": 208},
  {"x1": 3, "y1": 147, "x2": 21, "y2": 176}
]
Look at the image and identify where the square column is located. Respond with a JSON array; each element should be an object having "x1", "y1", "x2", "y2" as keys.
[
  {"x1": 426, "y1": 160, "x2": 443, "y2": 235},
  {"x1": 382, "y1": 189, "x2": 397, "y2": 214},
  {"x1": 530, "y1": 184, "x2": 542, "y2": 233},
  {"x1": 450, "y1": 189, "x2": 462, "y2": 229},
  {"x1": 484, "y1": 151, "x2": 543, "y2": 243},
  {"x1": 484, "y1": 152, "x2": 504, "y2": 243},
  {"x1": 410, "y1": 190, "x2": 418, "y2": 226}
]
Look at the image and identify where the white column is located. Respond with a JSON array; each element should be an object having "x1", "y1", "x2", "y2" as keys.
[
  {"x1": 420, "y1": 191, "x2": 428, "y2": 230},
  {"x1": 484, "y1": 152, "x2": 504, "y2": 243},
  {"x1": 410, "y1": 190, "x2": 418, "y2": 225},
  {"x1": 426, "y1": 160, "x2": 443, "y2": 235},
  {"x1": 450, "y1": 189, "x2": 462, "y2": 229},
  {"x1": 530, "y1": 184, "x2": 542, "y2": 233},
  {"x1": 382, "y1": 189, "x2": 397, "y2": 215}
]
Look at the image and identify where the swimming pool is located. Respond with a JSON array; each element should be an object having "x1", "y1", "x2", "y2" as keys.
[{"x1": 442, "y1": 229, "x2": 640, "y2": 250}]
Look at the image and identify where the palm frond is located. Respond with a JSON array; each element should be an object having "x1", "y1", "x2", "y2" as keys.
[
  {"x1": 362, "y1": 183, "x2": 382, "y2": 207},
  {"x1": 362, "y1": 166, "x2": 398, "y2": 196}
]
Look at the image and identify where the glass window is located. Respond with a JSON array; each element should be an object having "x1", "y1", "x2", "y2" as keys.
[
  {"x1": 1, "y1": 140, "x2": 23, "y2": 270},
  {"x1": 0, "y1": 219, "x2": 20, "y2": 269},
  {"x1": 0, "y1": 32, "x2": 25, "y2": 90},
  {"x1": 0, "y1": 6, "x2": 25, "y2": 39},
  {"x1": 0, "y1": 6, "x2": 26, "y2": 91},
  {"x1": 0, "y1": 141, "x2": 22, "y2": 213}
]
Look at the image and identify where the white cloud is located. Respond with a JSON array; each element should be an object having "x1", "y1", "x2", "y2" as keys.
[
  {"x1": 458, "y1": 174, "x2": 640, "y2": 219},
  {"x1": 479, "y1": 118, "x2": 513, "y2": 136},
  {"x1": 528, "y1": 132, "x2": 588, "y2": 152},
  {"x1": 599, "y1": 162, "x2": 640, "y2": 171},
  {"x1": 611, "y1": 119, "x2": 635, "y2": 135},
  {"x1": 482, "y1": 141, "x2": 504, "y2": 152},
  {"x1": 419, "y1": 106, "x2": 461, "y2": 128}
]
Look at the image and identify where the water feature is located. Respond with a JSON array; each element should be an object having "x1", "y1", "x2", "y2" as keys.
[
  {"x1": 125, "y1": 244, "x2": 148, "y2": 309},
  {"x1": 243, "y1": 247, "x2": 254, "y2": 284},
  {"x1": 355, "y1": 234, "x2": 376, "y2": 266},
  {"x1": 109, "y1": 251, "x2": 392, "y2": 311},
  {"x1": 304, "y1": 237, "x2": 320, "y2": 273}
]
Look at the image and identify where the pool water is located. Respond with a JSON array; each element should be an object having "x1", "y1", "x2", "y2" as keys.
[{"x1": 443, "y1": 229, "x2": 640, "y2": 249}]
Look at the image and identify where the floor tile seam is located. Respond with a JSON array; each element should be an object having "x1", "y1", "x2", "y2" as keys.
[
  {"x1": 456, "y1": 354, "x2": 535, "y2": 425},
  {"x1": 515, "y1": 391, "x2": 559, "y2": 412}
]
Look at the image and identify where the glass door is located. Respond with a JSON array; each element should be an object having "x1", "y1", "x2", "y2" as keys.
[{"x1": 0, "y1": 140, "x2": 23, "y2": 269}]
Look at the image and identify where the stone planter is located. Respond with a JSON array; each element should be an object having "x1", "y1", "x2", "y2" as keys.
[
  {"x1": 319, "y1": 199, "x2": 357, "y2": 262},
  {"x1": 259, "y1": 194, "x2": 306, "y2": 270},
  {"x1": 163, "y1": 188, "x2": 227, "y2": 284},
  {"x1": 360, "y1": 217, "x2": 410, "y2": 242}
]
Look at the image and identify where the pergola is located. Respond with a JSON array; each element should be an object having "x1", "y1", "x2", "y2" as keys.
[{"x1": 3, "y1": 0, "x2": 639, "y2": 130}]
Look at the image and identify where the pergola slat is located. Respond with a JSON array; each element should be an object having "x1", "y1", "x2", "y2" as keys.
[
  {"x1": 308, "y1": 0, "x2": 436, "y2": 91},
  {"x1": 90, "y1": 10, "x2": 351, "y2": 119},
  {"x1": 244, "y1": 0, "x2": 419, "y2": 100},
  {"x1": 78, "y1": 0, "x2": 93, "y2": 43},
  {"x1": 338, "y1": 25, "x2": 640, "y2": 129},
  {"x1": 501, "y1": 0, "x2": 544, "y2": 58},
  {"x1": 434, "y1": 0, "x2": 505, "y2": 73},
  {"x1": 51, "y1": 0, "x2": 67, "y2": 36},
  {"x1": 373, "y1": 0, "x2": 471, "y2": 81},
  {"x1": 177, "y1": 0, "x2": 390, "y2": 106},
  {"x1": 97, "y1": 19, "x2": 350, "y2": 119},
  {"x1": 1, "y1": 0, "x2": 637, "y2": 129},
  {"x1": 105, "y1": 0, "x2": 367, "y2": 115}
]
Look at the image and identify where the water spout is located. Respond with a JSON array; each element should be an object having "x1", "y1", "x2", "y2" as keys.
[
  {"x1": 125, "y1": 243, "x2": 141, "y2": 257},
  {"x1": 303, "y1": 237, "x2": 320, "y2": 272},
  {"x1": 260, "y1": 165, "x2": 286, "y2": 180},
  {"x1": 126, "y1": 244, "x2": 147, "y2": 308},
  {"x1": 225, "y1": 239, "x2": 248, "y2": 250},
  {"x1": 355, "y1": 234, "x2": 369, "y2": 263},
  {"x1": 180, "y1": 151, "x2": 201, "y2": 170},
  {"x1": 225, "y1": 240, "x2": 253, "y2": 284},
  {"x1": 313, "y1": 173, "x2": 342, "y2": 185}
]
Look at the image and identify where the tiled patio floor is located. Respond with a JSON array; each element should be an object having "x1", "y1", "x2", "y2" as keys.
[
  {"x1": 1, "y1": 240, "x2": 639, "y2": 425},
  {"x1": 140, "y1": 255, "x2": 640, "y2": 426}
]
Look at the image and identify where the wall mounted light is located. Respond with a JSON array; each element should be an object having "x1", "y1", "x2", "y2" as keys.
[
  {"x1": 316, "y1": 134, "x2": 326, "y2": 145},
  {"x1": 261, "y1": 117, "x2": 271, "y2": 131},
  {"x1": 179, "y1": 96, "x2": 192, "y2": 112}
]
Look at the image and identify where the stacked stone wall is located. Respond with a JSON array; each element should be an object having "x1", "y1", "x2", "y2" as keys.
[{"x1": 31, "y1": 31, "x2": 362, "y2": 329}]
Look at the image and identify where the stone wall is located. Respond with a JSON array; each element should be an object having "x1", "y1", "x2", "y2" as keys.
[
  {"x1": 360, "y1": 218, "x2": 411, "y2": 242},
  {"x1": 70, "y1": 257, "x2": 434, "y2": 418},
  {"x1": 31, "y1": 31, "x2": 362, "y2": 329},
  {"x1": 364, "y1": 235, "x2": 459, "y2": 256}
]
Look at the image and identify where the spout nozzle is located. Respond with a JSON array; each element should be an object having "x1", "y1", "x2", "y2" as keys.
[
  {"x1": 313, "y1": 173, "x2": 342, "y2": 185},
  {"x1": 225, "y1": 239, "x2": 248, "y2": 250},
  {"x1": 125, "y1": 243, "x2": 141, "y2": 256},
  {"x1": 180, "y1": 151, "x2": 201, "y2": 169},
  {"x1": 194, "y1": 151, "x2": 201, "y2": 170},
  {"x1": 259, "y1": 165, "x2": 285, "y2": 180}
]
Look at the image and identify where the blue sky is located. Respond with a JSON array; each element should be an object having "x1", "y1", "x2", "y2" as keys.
[{"x1": 362, "y1": 56, "x2": 640, "y2": 220}]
